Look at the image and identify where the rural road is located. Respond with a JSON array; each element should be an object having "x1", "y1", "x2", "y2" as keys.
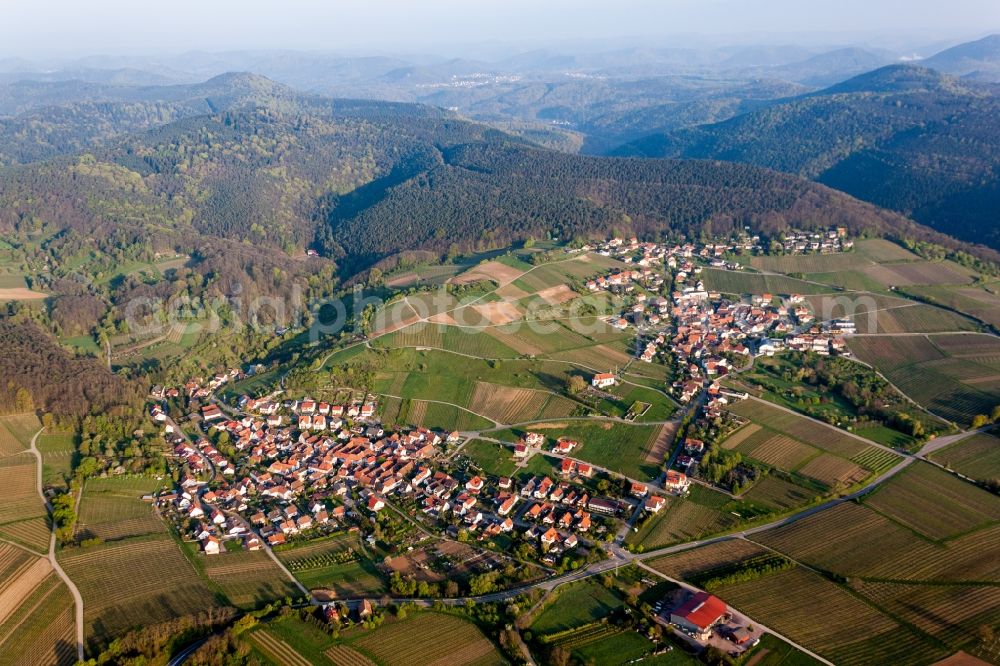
[{"x1": 27, "y1": 427, "x2": 85, "y2": 663}]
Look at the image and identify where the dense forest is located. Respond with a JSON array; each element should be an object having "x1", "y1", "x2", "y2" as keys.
[
  {"x1": 0, "y1": 319, "x2": 143, "y2": 417},
  {"x1": 615, "y1": 65, "x2": 1000, "y2": 250},
  {"x1": 324, "y1": 139, "x2": 999, "y2": 271}
]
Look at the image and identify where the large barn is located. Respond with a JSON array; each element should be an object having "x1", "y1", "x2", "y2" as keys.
[{"x1": 670, "y1": 591, "x2": 728, "y2": 638}]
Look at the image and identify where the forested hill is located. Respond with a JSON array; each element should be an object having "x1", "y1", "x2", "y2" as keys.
[
  {"x1": 321, "y1": 141, "x2": 969, "y2": 272},
  {"x1": 1, "y1": 88, "x2": 993, "y2": 283},
  {"x1": 0, "y1": 72, "x2": 450, "y2": 166},
  {"x1": 613, "y1": 65, "x2": 1000, "y2": 249}
]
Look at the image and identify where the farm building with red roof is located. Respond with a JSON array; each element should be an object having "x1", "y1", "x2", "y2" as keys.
[{"x1": 670, "y1": 591, "x2": 728, "y2": 638}]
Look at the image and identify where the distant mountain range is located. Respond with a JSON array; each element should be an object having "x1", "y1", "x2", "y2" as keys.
[
  {"x1": 615, "y1": 64, "x2": 1000, "y2": 250},
  {"x1": 924, "y1": 34, "x2": 1000, "y2": 81}
]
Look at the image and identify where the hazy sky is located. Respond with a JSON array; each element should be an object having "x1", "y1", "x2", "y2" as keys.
[{"x1": 2, "y1": 0, "x2": 999, "y2": 57}]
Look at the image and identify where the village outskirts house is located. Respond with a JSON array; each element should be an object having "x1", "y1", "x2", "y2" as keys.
[{"x1": 591, "y1": 372, "x2": 616, "y2": 389}]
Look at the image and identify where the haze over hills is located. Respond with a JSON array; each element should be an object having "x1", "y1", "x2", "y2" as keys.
[
  {"x1": 615, "y1": 64, "x2": 1000, "y2": 249},
  {"x1": 924, "y1": 33, "x2": 1000, "y2": 80}
]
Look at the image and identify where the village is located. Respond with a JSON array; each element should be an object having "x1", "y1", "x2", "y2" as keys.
[{"x1": 136, "y1": 227, "x2": 869, "y2": 661}]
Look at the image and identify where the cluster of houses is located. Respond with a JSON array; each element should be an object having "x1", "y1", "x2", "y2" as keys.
[
  {"x1": 158, "y1": 480, "x2": 261, "y2": 554},
  {"x1": 777, "y1": 228, "x2": 851, "y2": 254},
  {"x1": 172, "y1": 438, "x2": 233, "y2": 477},
  {"x1": 151, "y1": 369, "x2": 244, "y2": 402}
]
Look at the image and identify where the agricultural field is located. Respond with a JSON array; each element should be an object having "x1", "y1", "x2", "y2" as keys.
[
  {"x1": 725, "y1": 399, "x2": 871, "y2": 459},
  {"x1": 861, "y1": 260, "x2": 976, "y2": 288},
  {"x1": 855, "y1": 580, "x2": 1000, "y2": 656},
  {"x1": 369, "y1": 349, "x2": 605, "y2": 423},
  {"x1": 0, "y1": 554, "x2": 76, "y2": 666},
  {"x1": 0, "y1": 416, "x2": 49, "y2": 553},
  {"x1": 276, "y1": 534, "x2": 386, "y2": 596},
  {"x1": 857, "y1": 302, "x2": 979, "y2": 334},
  {"x1": 854, "y1": 239, "x2": 922, "y2": 263},
  {"x1": 0, "y1": 420, "x2": 28, "y2": 458},
  {"x1": 34, "y1": 432, "x2": 75, "y2": 490},
  {"x1": 200, "y1": 550, "x2": 300, "y2": 609},
  {"x1": 249, "y1": 625, "x2": 318, "y2": 666},
  {"x1": 459, "y1": 438, "x2": 518, "y2": 477},
  {"x1": 721, "y1": 399, "x2": 899, "y2": 491},
  {"x1": 75, "y1": 476, "x2": 167, "y2": 542},
  {"x1": 644, "y1": 539, "x2": 768, "y2": 580},
  {"x1": 0, "y1": 413, "x2": 42, "y2": 447},
  {"x1": 796, "y1": 453, "x2": 868, "y2": 488},
  {"x1": 0, "y1": 453, "x2": 47, "y2": 528},
  {"x1": 0, "y1": 516, "x2": 52, "y2": 553},
  {"x1": 495, "y1": 421, "x2": 661, "y2": 480},
  {"x1": 626, "y1": 485, "x2": 744, "y2": 549},
  {"x1": 712, "y1": 566, "x2": 947, "y2": 665},
  {"x1": 755, "y1": 500, "x2": 1000, "y2": 583},
  {"x1": 849, "y1": 333, "x2": 1000, "y2": 425},
  {"x1": 929, "y1": 429, "x2": 1000, "y2": 482},
  {"x1": 903, "y1": 283, "x2": 1000, "y2": 328},
  {"x1": 467, "y1": 381, "x2": 577, "y2": 424},
  {"x1": 700, "y1": 269, "x2": 831, "y2": 296},
  {"x1": 742, "y1": 475, "x2": 819, "y2": 510},
  {"x1": 374, "y1": 322, "x2": 519, "y2": 359},
  {"x1": 530, "y1": 580, "x2": 623, "y2": 636},
  {"x1": 351, "y1": 612, "x2": 503, "y2": 666},
  {"x1": 397, "y1": 399, "x2": 494, "y2": 432},
  {"x1": 58, "y1": 533, "x2": 220, "y2": 651},
  {"x1": 554, "y1": 627, "x2": 672, "y2": 665},
  {"x1": 749, "y1": 251, "x2": 874, "y2": 274},
  {"x1": 862, "y1": 462, "x2": 1000, "y2": 540}
]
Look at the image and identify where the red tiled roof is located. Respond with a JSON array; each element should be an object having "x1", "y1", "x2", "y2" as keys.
[{"x1": 674, "y1": 592, "x2": 726, "y2": 631}]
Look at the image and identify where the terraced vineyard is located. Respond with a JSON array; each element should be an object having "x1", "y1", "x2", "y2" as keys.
[
  {"x1": 250, "y1": 629, "x2": 313, "y2": 666},
  {"x1": 74, "y1": 476, "x2": 167, "y2": 543},
  {"x1": 0, "y1": 421, "x2": 26, "y2": 457},
  {"x1": 725, "y1": 400, "x2": 869, "y2": 458},
  {"x1": 713, "y1": 566, "x2": 947, "y2": 665},
  {"x1": 0, "y1": 516, "x2": 51, "y2": 553},
  {"x1": 862, "y1": 462, "x2": 1000, "y2": 540},
  {"x1": 0, "y1": 414, "x2": 41, "y2": 448},
  {"x1": 277, "y1": 535, "x2": 385, "y2": 595},
  {"x1": 756, "y1": 499, "x2": 1000, "y2": 583},
  {"x1": 849, "y1": 333, "x2": 1000, "y2": 425},
  {"x1": 351, "y1": 612, "x2": 503, "y2": 666},
  {"x1": 326, "y1": 645, "x2": 377, "y2": 666},
  {"x1": 0, "y1": 453, "x2": 46, "y2": 526},
  {"x1": 0, "y1": 568, "x2": 75, "y2": 666},
  {"x1": 929, "y1": 429, "x2": 1000, "y2": 481},
  {"x1": 59, "y1": 534, "x2": 220, "y2": 650},
  {"x1": 856, "y1": 581, "x2": 1000, "y2": 650},
  {"x1": 201, "y1": 550, "x2": 300, "y2": 609},
  {"x1": 645, "y1": 539, "x2": 768, "y2": 579}
]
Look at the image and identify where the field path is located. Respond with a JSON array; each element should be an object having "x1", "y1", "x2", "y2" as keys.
[{"x1": 27, "y1": 427, "x2": 84, "y2": 662}]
